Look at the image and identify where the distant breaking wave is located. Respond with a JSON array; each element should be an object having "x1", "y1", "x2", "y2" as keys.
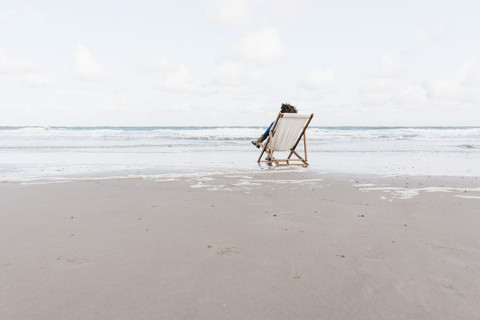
[
  {"x1": 1, "y1": 126, "x2": 480, "y2": 181},
  {"x1": 1, "y1": 126, "x2": 479, "y2": 153}
]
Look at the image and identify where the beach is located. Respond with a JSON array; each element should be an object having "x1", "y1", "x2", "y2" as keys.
[
  {"x1": 3, "y1": 0, "x2": 480, "y2": 318},
  {"x1": 2, "y1": 170, "x2": 480, "y2": 319}
]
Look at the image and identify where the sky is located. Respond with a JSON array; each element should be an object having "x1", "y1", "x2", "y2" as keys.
[{"x1": 1, "y1": 0, "x2": 480, "y2": 126}]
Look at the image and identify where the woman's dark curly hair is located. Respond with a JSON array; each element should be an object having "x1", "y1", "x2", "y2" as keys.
[{"x1": 280, "y1": 103, "x2": 297, "y2": 113}]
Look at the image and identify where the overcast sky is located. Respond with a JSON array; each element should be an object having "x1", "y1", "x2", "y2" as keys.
[{"x1": 1, "y1": 0, "x2": 479, "y2": 126}]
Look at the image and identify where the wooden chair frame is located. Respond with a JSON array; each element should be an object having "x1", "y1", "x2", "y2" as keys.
[{"x1": 257, "y1": 113, "x2": 314, "y2": 167}]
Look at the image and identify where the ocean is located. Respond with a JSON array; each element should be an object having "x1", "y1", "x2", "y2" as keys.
[{"x1": 1, "y1": 126, "x2": 479, "y2": 181}]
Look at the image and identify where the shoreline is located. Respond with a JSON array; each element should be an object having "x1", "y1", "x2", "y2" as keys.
[
  {"x1": 3, "y1": 126, "x2": 480, "y2": 181},
  {"x1": 1, "y1": 170, "x2": 480, "y2": 319},
  {"x1": 2, "y1": 156, "x2": 480, "y2": 184}
]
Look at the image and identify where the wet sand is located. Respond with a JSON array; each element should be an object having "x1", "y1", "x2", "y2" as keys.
[{"x1": 1, "y1": 171, "x2": 480, "y2": 319}]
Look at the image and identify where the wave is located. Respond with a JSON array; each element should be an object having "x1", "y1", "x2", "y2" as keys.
[{"x1": 1, "y1": 126, "x2": 480, "y2": 153}]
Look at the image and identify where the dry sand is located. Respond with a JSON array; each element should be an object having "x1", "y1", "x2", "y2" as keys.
[{"x1": 1, "y1": 171, "x2": 480, "y2": 319}]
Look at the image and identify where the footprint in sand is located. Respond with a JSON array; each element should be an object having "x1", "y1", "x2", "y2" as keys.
[
  {"x1": 55, "y1": 257, "x2": 91, "y2": 268},
  {"x1": 216, "y1": 247, "x2": 239, "y2": 256}
]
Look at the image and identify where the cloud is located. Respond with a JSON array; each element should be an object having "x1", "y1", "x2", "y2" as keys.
[
  {"x1": 171, "y1": 102, "x2": 192, "y2": 113},
  {"x1": 359, "y1": 56, "x2": 479, "y2": 110},
  {"x1": 266, "y1": 0, "x2": 301, "y2": 22},
  {"x1": 424, "y1": 55, "x2": 477, "y2": 100},
  {"x1": 0, "y1": 6, "x2": 43, "y2": 22},
  {"x1": 455, "y1": 55, "x2": 477, "y2": 81},
  {"x1": 78, "y1": 83, "x2": 113, "y2": 91},
  {"x1": 232, "y1": 26, "x2": 285, "y2": 64},
  {"x1": 360, "y1": 78, "x2": 428, "y2": 107},
  {"x1": 21, "y1": 74, "x2": 54, "y2": 87},
  {"x1": 414, "y1": 24, "x2": 449, "y2": 44},
  {"x1": 141, "y1": 58, "x2": 176, "y2": 72},
  {"x1": 213, "y1": 61, "x2": 263, "y2": 95},
  {"x1": 396, "y1": 85, "x2": 427, "y2": 105},
  {"x1": 205, "y1": 0, "x2": 301, "y2": 28},
  {"x1": 424, "y1": 77, "x2": 462, "y2": 100},
  {"x1": 300, "y1": 68, "x2": 334, "y2": 91},
  {"x1": 359, "y1": 77, "x2": 398, "y2": 106},
  {"x1": 359, "y1": 55, "x2": 409, "y2": 106},
  {"x1": 0, "y1": 49, "x2": 38, "y2": 73},
  {"x1": 145, "y1": 57, "x2": 199, "y2": 94},
  {"x1": 380, "y1": 55, "x2": 399, "y2": 77},
  {"x1": 361, "y1": 88, "x2": 393, "y2": 106},
  {"x1": 244, "y1": 101, "x2": 271, "y2": 113},
  {"x1": 0, "y1": 9, "x2": 21, "y2": 22},
  {"x1": 361, "y1": 78, "x2": 396, "y2": 93},
  {"x1": 56, "y1": 90, "x2": 76, "y2": 97},
  {"x1": 158, "y1": 64, "x2": 197, "y2": 93},
  {"x1": 214, "y1": 61, "x2": 261, "y2": 87},
  {"x1": 107, "y1": 97, "x2": 131, "y2": 111},
  {"x1": 73, "y1": 43, "x2": 109, "y2": 81},
  {"x1": 22, "y1": 6, "x2": 43, "y2": 19},
  {"x1": 205, "y1": 0, "x2": 254, "y2": 28}
]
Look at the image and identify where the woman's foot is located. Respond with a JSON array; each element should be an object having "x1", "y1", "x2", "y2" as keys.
[
  {"x1": 251, "y1": 135, "x2": 266, "y2": 148},
  {"x1": 251, "y1": 140, "x2": 261, "y2": 148}
]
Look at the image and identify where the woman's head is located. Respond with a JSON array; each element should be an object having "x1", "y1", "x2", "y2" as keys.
[{"x1": 281, "y1": 103, "x2": 297, "y2": 113}]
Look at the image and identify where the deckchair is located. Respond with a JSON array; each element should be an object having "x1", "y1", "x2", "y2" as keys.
[{"x1": 257, "y1": 113, "x2": 314, "y2": 166}]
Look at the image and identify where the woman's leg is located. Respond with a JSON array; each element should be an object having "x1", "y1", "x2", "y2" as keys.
[
  {"x1": 251, "y1": 121, "x2": 274, "y2": 148},
  {"x1": 262, "y1": 122, "x2": 274, "y2": 138}
]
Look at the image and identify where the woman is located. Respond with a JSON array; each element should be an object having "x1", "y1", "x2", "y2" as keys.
[{"x1": 251, "y1": 103, "x2": 298, "y2": 148}]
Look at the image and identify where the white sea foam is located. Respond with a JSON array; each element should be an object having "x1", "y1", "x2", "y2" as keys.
[
  {"x1": 359, "y1": 186, "x2": 480, "y2": 200},
  {"x1": 454, "y1": 195, "x2": 480, "y2": 200},
  {"x1": 244, "y1": 179, "x2": 324, "y2": 184},
  {"x1": 190, "y1": 184, "x2": 212, "y2": 189},
  {"x1": 155, "y1": 178, "x2": 180, "y2": 183}
]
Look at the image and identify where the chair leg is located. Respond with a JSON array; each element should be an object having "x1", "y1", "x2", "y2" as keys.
[
  {"x1": 257, "y1": 149, "x2": 265, "y2": 163},
  {"x1": 257, "y1": 136, "x2": 270, "y2": 163}
]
